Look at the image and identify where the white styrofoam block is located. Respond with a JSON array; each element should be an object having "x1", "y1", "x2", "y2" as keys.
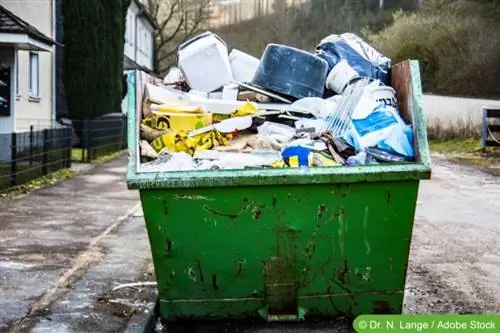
[
  {"x1": 178, "y1": 32, "x2": 233, "y2": 93},
  {"x1": 229, "y1": 49, "x2": 260, "y2": 83}
]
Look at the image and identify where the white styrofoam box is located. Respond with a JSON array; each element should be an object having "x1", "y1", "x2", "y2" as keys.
[
  {"x1": 178, "y1": 31, "x2": 233, "y2": 93},
  {"x1": 229, "y1": 49, "x2": 260, "y2": 83}
]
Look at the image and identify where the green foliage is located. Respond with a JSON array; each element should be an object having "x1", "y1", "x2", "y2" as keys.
[
  {"x1": 62, "y1": 0, "x2": 129, "y2": 122},
  {"x1": 365, "y1": 0, "x2": 500, "y2": 98}
]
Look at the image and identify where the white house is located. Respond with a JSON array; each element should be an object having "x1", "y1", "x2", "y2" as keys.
[
  {"x1": 124, "y1": 0, "x2": 156, "y2": 73},
  {"x1": 121, "y1": 0, "x2": 156, "y2": 115},
  {"x1": 0, "y1": 0, "x2": 156, "y2": 124},
  {"x1": 0, "y1": 0, "x2": 57, "y2": 135}
]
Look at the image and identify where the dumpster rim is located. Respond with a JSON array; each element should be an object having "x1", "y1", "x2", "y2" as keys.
[{"x1": 126, "y1": 162, "x2": 430, "y2": 189}]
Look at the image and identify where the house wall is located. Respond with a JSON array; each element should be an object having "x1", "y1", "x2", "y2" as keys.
[
  {"x1": 0, "y1": 48, "x2": 15, "y2": 161},
  {"x1": 124, "y1": 1, "x2": 139, "y2": 63},
  {"x1": 0, "y1": 0, "x2": 54, "y2": 132},
  {"x1": 135, "y1": 17, "x2": 154, "y2": 70},
  {"x1": 124, "y1": 1, "x2": 154, "y2": 72}
]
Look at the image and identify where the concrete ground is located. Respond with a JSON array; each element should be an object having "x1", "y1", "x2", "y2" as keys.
[
  {"x1": 0, "y1": 155, "x2": 499, "y2": 333},
  {"x1": 0, "y1": 155, "x2": 145, "y2": 333}
]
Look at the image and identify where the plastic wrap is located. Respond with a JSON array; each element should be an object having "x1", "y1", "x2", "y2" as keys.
[{"x1": 316, "y1": 33, "x2": 391, "y2": 86}]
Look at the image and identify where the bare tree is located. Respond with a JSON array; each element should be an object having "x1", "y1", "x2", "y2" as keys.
[{"x1": 145, "y1": 0, "x2": 212, "y2": 75}]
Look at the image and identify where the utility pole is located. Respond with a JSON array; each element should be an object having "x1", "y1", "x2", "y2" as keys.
[{"x1": 379, "y1": 0, "x2": 384, "y2": 9}]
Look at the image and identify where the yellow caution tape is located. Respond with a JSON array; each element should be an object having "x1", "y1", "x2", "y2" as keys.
[
  {"x1": 212, "y1": 102, "x2": 258, "y2": 123},
  {"x1": 270, "y1": 160, "x2": 287, "y2": 168},
  {"x1": 232, "y1": 102, "x2": 259, "y2": 117},
  {"x1": 151, "y1": 129, "x2": 233, "y2": 155}
]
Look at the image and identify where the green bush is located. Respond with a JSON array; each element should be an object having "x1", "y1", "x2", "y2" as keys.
[
  {"x1": 364, "y1": 0, "x2": 500, "y2": 98},
  {"x1": 62, "y1": 0, "x2": 129, "y2": 122}
]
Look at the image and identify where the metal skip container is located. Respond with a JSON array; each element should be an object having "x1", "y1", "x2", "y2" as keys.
[{"x1": 126, "y1": 60, "x2": 431, "y2": 322}]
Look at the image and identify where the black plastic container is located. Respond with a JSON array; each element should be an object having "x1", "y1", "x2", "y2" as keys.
[{"x1": 251, "y1": 44, "x2": 329, "y2": 100}]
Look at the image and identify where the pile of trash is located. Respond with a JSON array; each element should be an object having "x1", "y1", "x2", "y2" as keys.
[{"x1": 138, "y1": 31, "x2": 415, "y2": 172}]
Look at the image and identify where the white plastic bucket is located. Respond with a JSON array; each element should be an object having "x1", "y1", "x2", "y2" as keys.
[{"x1": 325, "y1": 60, "x2": 358, "y2": 94}]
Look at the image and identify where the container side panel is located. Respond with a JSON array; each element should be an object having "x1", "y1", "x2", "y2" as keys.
[{"x1": 140, "y1": 180, "x2": 419, "y2": 321}]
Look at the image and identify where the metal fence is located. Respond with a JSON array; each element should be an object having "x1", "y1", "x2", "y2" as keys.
[
  {"x1": 73, "y1": 114, "x2": 128, "y2": 163},
  {"x1": 0, "y1": 126, "x2": 73, "y2": 192}
]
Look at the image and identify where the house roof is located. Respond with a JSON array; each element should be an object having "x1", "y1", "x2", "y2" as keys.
[
  {"x1": 132, "y1": 0, "x2": 158, "y2": 30},
  {"x1": 0, "y1": 5, "x2": 61, "y2": 47}
]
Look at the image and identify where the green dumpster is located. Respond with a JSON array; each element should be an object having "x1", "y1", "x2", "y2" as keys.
[{"x1": 127, "y1": 60, "x2": 431, "y2": 322}]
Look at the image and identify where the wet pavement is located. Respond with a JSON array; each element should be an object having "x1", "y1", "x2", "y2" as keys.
[
  {"x1": 0, "y1": 155, "x2": 499, "y2": 333},
  {"x1": 0, "y1": 155, "x2": 140, "y2": 332}
]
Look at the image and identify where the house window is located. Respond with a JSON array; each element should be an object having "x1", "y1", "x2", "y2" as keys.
[
  {"x1": 15, "y1": 51, "x2": 19, "y2": 95},
  {"x1": 29, "y1": 52, "x2": 39, "y2": 98}
]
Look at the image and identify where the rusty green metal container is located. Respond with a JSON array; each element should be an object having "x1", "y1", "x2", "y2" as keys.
[{"x1": 127, "y1": 60, "x2": 431, "y2": 322}]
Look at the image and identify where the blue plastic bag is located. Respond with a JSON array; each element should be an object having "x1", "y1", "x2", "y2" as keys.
[
  {"x1": 316, "y1": 33, "x2": 391, "y2": 86},
  {"x1": 345, "y1": 102, "x2": 415, "y2": 158}
]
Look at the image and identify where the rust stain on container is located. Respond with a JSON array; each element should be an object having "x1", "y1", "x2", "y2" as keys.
[
  {"x1": 252, "y1": 207, "x2": 262, "y2": 220},
  {"x1": 304, "y1": 241, "x2": 316, "y2": 259},
  {"x1": 196, "y1": 260, "x2": 205, "y2": 282},
  {"x1": 235, "y1": 258, "x2": 247, "y2": 276},
  {"x1": 373, "y1": 300, "x2": 391, "y2": 313},
  {"x1": 211, "y1": 274, "x2": 219, "y2": 290},
  {"x1": 187, "y1": 266, "x2": 197, "y2": 282},
  {"x1": 203, "y1": 205, "x2": 239, "y2": 220},
  {"x1": 334, "y1": 207, "x2": 345, "y2": 219},
  {"x1": 163, "y1": 200, "x2": 169, "y2": 216},
  {"x1": 316, "y1": 204, "x2": 327, "y2": 220},
  {"x1": 338, "y1": 260, "x2": 349, "y2": 285},
  {"x1": 165, "y1": 239, "x2": 173, "y2": 254},
  {"x1": 168, "y1": 269, "x2": 175, "y2": 282}
]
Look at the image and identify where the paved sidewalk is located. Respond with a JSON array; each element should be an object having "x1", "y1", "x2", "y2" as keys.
[{"x1": 0, "y1": 155, "x2": 142, "y2": 332}]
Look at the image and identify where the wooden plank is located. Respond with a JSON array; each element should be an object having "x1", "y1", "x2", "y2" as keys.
[
  {"x1": 391, "y1": 60, "x2": 412, "y2": 124},
  {"x1": 485, "y1": 109, "x2": 500, "y2": 118}
]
